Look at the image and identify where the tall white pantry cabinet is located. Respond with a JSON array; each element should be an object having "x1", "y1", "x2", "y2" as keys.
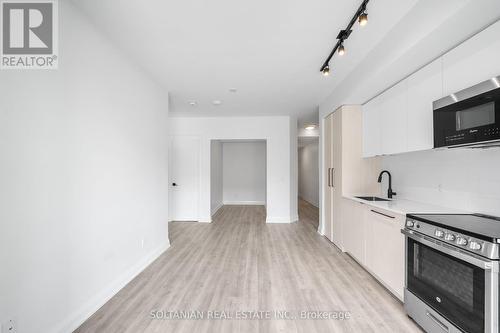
[{"x1": 323, "y1": 105, "x2": 380, "y2": 248}]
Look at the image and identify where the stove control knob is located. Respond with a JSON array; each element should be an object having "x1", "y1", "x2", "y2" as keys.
[
  {"x1": 469, "y1": 241, "x2": 482, "y2": 251},
  {"x1": 406, "y1": 220, "x2": 415, "y2": 228},
  {"x1": 456, "y1": 237, "x2": 468, "y2": 246},
  {"x1": 434, "y1": 230, "x2": 444, "y2": 238},
  {"x1": 444, "y1": 233, "x2": 456, "y2": 241}
]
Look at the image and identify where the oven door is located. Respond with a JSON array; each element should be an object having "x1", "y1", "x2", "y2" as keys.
[{"x1": 403, "y1": 230, "x2": 498, "y2": 333}]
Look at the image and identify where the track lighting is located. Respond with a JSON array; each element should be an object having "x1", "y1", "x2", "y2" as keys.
[
  {"x1": 359, "y1": 12, "x2": 368, "y2": 26},
  {"x1": 338, "y1": 44, "x2": 345, "y2": 56},
  {"x1": 319, "y1": 0, "x2": 370, "y2": 74},
  {"x1": 322, "y1": 65, "x2": 330, "y2": 76}
]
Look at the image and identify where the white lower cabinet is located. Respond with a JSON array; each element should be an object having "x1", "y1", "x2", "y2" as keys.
[
  {"x1": 342, "y1": 199, "x2": 366, "y2": 264},
  {"x1": 365, "y1": 207, "x2": 405, "y2": 301},
  {"x1": 342, "y1": 199, "x2": 405, "y2": 301}
]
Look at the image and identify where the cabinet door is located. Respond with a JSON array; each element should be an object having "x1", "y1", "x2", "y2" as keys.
[
  {"x1": 443, "y1": 20, "x2": 500, "y2": 96},
  {"x1": 331, "y1": 110, "x2": 342, "y2": 248},
  {"x1": 362, "y1": 99, "x2": 382, "y2": 157},
  {"x1": 365, "y1": 208, "x2": 405, "y2": 300},
  {"x1": 342, "y1": 199, "x2": 365, "y2": 264},
  {"x1": 323, "y1": 113, "x2": 334, "y2": 242},
  {"x1": 380, "y1": 80, "x2": 408, "y2": 155},
  {"x1": 407, "y1": 59, "x2": 443, "y2": 152}
]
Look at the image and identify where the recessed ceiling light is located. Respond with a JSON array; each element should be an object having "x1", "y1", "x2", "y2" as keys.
[
  {"x1": 305, "y1": 125, "x2": 317, "y2": 130},
  {"x1": 189, "y1": 101, "x2": 198, "y2": 107},
  {"x1": 212, "y1": 100, "x2": 222, "y2": 106},
  {"x1": 229, "y1": 88, "x2": 237, "y2": 93}
]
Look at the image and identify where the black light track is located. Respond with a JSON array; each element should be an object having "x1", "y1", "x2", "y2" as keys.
[{"x1": 320, "y1": 0, "x2": 370, "y2": 73}]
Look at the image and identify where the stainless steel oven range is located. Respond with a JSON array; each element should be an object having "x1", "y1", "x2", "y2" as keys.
[{"x1": 402, "y1": 214, "x2": 500, "y2": 333}]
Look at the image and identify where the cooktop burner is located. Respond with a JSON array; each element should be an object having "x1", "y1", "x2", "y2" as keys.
[{"x1": 407, "y1": 213, "x2": 500, "y2": 242}]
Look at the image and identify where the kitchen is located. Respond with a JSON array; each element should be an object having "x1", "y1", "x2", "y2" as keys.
[{"x1": 321, "y1": 15, "x2": 500, "y2": 333}]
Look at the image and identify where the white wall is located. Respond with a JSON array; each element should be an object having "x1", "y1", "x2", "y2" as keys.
[
  {"x1": 222, "y1": 142, "x2": 266, "y2": 205},
  {"x1": 382, "y1": 149, "x2": 500, "y2": 216},
  {"x1": 0, "y1": 2, "x2": 170, "y2": 333},
  {"x1": 298, "y1": 142, "x2": 319, "y2": 207},
  {"x1": 210, "y1": 141, "x2": 223, "y2": 214},
  {"x1": 169, "y1": 116, "x2": 297, "y2": 223}
]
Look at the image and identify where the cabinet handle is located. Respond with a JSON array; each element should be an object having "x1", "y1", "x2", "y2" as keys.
[
  {"x1": 331, "y1": 168, "x2": 335, "y2": 188},
  {"x1": 327, "y1": 168, "x2": 331, "y2": 187},
  {"x1": 370, "y1": 209, "x2": 395, "y2": 219}
]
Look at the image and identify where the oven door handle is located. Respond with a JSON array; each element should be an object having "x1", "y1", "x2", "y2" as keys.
[{"x1": 401, "y1": 229, "x2": 495, "y2": 270}]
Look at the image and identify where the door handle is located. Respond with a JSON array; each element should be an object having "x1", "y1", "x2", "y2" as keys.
[{"x1": 172, "y1": 183, "x2": 178, "y2": 186}]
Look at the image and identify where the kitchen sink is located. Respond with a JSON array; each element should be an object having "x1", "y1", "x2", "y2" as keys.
[{"x1": 355, "y1": 196, "x2": 390, "y2": 202}]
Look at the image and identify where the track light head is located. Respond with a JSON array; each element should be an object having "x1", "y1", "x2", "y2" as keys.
[
  {"x1": 322, "y1": 65, "x2": 330, "y2": 76},
  {"x1": 359, "y1": 12, "x2": 368, "y2": 26},
  {"x1": 338, "y1": 44, "x2": 345, "y2": 56}
]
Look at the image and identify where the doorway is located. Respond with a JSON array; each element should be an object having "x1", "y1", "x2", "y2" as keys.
[
  {"x1": 210, "y1": 140, "x2": 267, "y2": 217},
  {"x1": 298, "y1": 136, "x2": 319, "y2": 229}
]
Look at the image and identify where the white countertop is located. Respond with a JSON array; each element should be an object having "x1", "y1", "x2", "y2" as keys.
[{"x1": 344, "y1": 195, "x2": 466, "y2": 216}]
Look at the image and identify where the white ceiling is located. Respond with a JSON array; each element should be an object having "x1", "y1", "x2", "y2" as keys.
[{"x1": 71, "y1": 0, "x2": 420, "y2": 124}]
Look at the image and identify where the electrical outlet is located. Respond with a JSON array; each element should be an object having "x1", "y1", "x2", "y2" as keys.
[{"x1": 2, "y1": 319, "x2": 17, "y2": 333}]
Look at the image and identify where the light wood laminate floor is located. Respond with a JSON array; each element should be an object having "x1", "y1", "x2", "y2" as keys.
[{"x1": 75, "y1": 200, "x2": 421, "y2": 333}]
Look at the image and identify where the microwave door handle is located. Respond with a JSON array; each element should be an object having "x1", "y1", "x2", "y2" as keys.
[{"x1": 401, "y1": 229, "x2": 494, "y2": 269}]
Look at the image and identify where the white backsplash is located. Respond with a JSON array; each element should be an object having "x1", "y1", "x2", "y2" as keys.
[{"x1": 381, "y1": 148, "x2": 500, "y2": 216}]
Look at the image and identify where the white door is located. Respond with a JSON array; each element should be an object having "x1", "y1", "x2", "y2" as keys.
[{"x1": 169, "y1": 136, "x2": 199, "y2": 221}]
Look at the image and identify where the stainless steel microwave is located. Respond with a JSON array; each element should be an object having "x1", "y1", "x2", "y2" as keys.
[{"x1": 433, "y1": 76, "x2": 500, "y2": 148}]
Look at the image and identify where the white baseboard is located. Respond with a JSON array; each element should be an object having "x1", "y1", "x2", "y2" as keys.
[
  {"x1": 223, "y1": 200, "x2": 266, "y2": 205},
  {"x1": 211, "y1": 203, "x2": 223, "y2": 216},
  {"x1": 168, "y1": 217, "x2": 198, "y2": 222},
  {"x1": 52, "y1": 241, "x2": 170, "y2": 333},
  {"x1": 266, "y1": 216, "x2": 297, "y2": 223},
  {"x1": 198, "y1": 217, "x2": 212, "y2": 223}
]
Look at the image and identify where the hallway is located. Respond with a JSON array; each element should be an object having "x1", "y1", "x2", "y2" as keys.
[{"x1": 76, "y1": 201, "x2": 420, "y2": 333}]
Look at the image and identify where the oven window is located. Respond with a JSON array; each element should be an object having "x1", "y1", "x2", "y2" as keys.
[
  {"x1": 456, "y1": 101, "x2": 495, "y2": 131},
  {"x1": 407, "y1": 239, "x2": 485, "y2": 333}
]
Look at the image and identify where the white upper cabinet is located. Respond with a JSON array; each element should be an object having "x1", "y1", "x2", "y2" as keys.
[
  {"x1": 406, "y1": 59, "x2": 443, "y2": 152},
  {"x1": 380, "y1": 80, "x2": 408, "y2": 155},
  {"x1": 362, "y1": 97, "x2": 382, "y2": 157},
  {"x1": 443, "y1": 20, "x2": 500, "y2": 96},
  {"x1": 362, "y1": 80, "x2": 408, "y2": 157},
  {"x1": 362, "y1": 20, "x2": 500, "y2": 157}
]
